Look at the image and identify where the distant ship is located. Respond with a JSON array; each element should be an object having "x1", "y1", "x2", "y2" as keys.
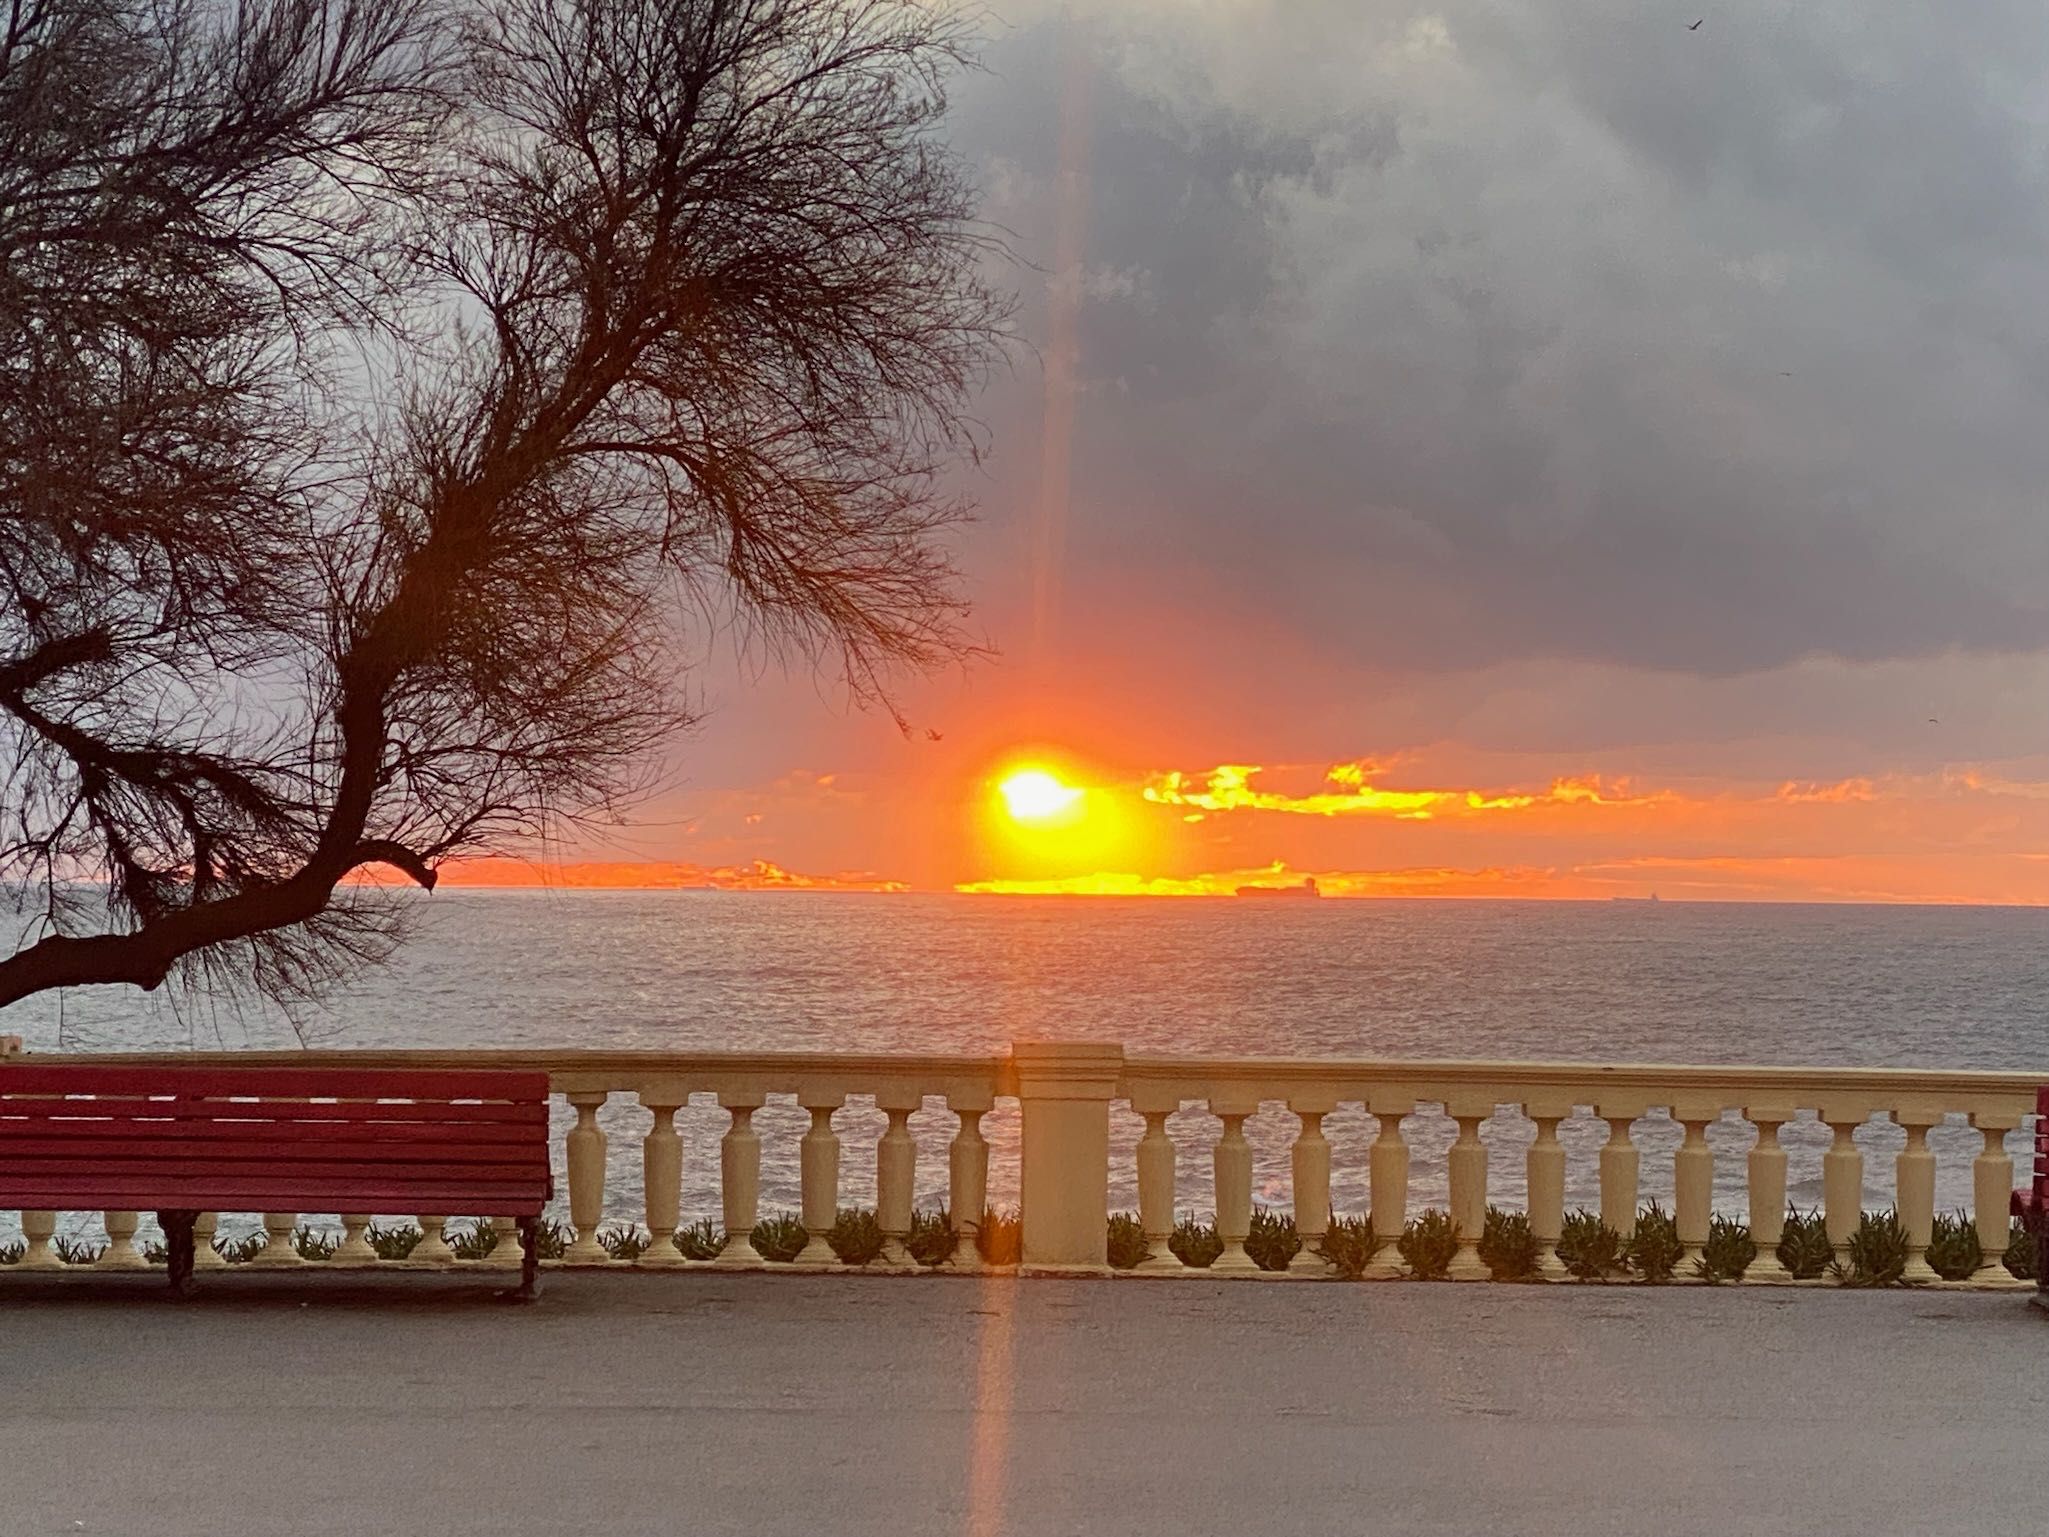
[
  {"x1": 1236, "y1": 876, "x2": 1321, "y2": 899},
  {"x1": 1611, "y1": 892, "x2": 1661, "y2": 904}
]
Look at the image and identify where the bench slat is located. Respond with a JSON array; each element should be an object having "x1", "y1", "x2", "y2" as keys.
[
  {"x1": 0, "y1": 1066, "x2": 550, "y2": 1100},
  {"x1": 0, "y1": 1099, "x2": 548, "y2": 1126},
  {"x1": 0, "y1": 1134, "x2": 548, "y2": 1164},
  {"x1": 0, "y1": 1117, "x2": 544, "y2": 1147},
  {"x1": 3, "y1": 1157, "x2": 544, "y2": 1183},
  {"x1": 1, "y1": 1180, "x2": 548, "y2": 1210}
]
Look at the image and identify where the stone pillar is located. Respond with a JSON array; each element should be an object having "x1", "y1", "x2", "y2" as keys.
[
  {"x1": 337, "y1": 1214, "x2": 376, "y2": 1264},
  {"x1": 1014, "y1": 1041, "x2": 1123, "y2": 1271},
  {"x1": 1365, "y1": 1099, "x2": 1410, "y2": 1280},
  {"x1": 1972, "y1": 1110, "x2": 2026, "y2": 1285},
  {"x1": 1822, "y1": 1112, "x2": 1864, "y2": 1273},
  {"x1": 1674, "y1": 1111, "x2": 1716, "y2": 1275},
  {"x1": 19, "y1": 1209, "x2": 57, "y2": 1269},
  {"x1": 1526, "y1": 1103, "x2": 1568, "y2": 1281},
  {"x1": 876, "y1": 1092, "x2": 920, "y2": 1267},
  {"x1": 1130, "y1": 1087, "x2": 1182, "y2": 1271},
  {"x1": 1288, "y1": 1096, "x2": 1335, "y2": 1275},
  {"x1": 100, "y1": 1211, "x2": 147, "y2": 1270},
  {"x1": 1896, "y1": 1112, "x2": 1939, "y2": 1284},
  {"x1": 715, "y1": 1090, "x2": 766, "y2": 1264},
  {"x1": 1446, "y1": 1102, "x2": 1491, "y2": 1281},
  {"x1": 1598, "y1": 1107, "x2": 1641, "y2": 1240},
  {"x1": 414, "y1": 1214, "x2": 454, "y2": 1264},
  {"x1": 564, "y1": 1091, "x2": 610, "y2": 1262},
  {"x1": 1209, "y1": 1096, "x2": 1258, "y2": 1273},
  {"x1": 797, "y1": 1092, "x2": 843, "y2": 1266},
  {"x1": 947, "y1": 1089, "x2": 993, "y2": 1266},
  {"x1": 639, "y1": 1088, "x2": 687, "y2": 1266},
  {"x1": 1743, "y1": 1107, "x2": 1792, "y2": 1282},
  {"x1": 251, "y1": 1211, "x2": 302, "y2": 1265}
]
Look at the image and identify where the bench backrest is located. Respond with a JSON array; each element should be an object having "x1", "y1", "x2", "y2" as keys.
[
  {"x1": 2037, "y1": 1085, "x2": 2049, "y2": 1195},
  {"x1": 0, "y1": 1064, "x2": 552, "y2": 1216}
]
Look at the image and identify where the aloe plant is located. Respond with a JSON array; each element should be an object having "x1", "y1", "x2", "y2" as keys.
[
  {"x1": 52, "y1": 1235, "x2": 104, "y2": 1265},
  {"x1": 1927, "y1": 1211, "x2": 1982, "y2": 1281},
  {"x1": 830, "y1": 1208, "x2": 885, "y2": 1266},
  {"x1": 214, "y1": 1232, "x2": 268, "y2": 1264},
  {"x1": 597, "y1": 1224, "x2": 649, "y2": 1261},
  {"x1": 0, "y1": 1240, "x2": 23, "y2": 1265},
  {"x1": 1556, "y1": 1210, "x2": 1625, "y2": 1280},
  {"x1": 749, "y1": 1212, "x2": 807, "y2": 1263},
  {"x1": 366, "y1": 1222, "x2": 422, "y2": 1261},
  {"x1": 1318, "y1": 1215, "x2": 1380, "y2": 1278},
  {"x1": 1479, "y1": 1206, "x2": 1539, "y2": 1281},
  {"x1": 1106, "y1": 1212, "x2": 1149, "y2": 1270},
  {"x1": 448, "y1": 1219, "x2": 500, "y2": 1261},
  {"x1": 1777, "y1": 1206, "x2": 1832, "y2": 1279},
  {"x1": 2005, "y1": 1216, "x2": 2039, "y2": 1281},
  {"x1": 908, "y1": 1208, "x2": 957, "y2": 1266},
  {"x1": 1626, "y1": 1202, "x2": 1681, "y2": 1282},
  {"x1": 1169, "y1": 1212, "x2": 1223, "y2": 1269},
  {"x1": 976, "y1": 1207, "x2": 1022, "y2": 1266},
  {"x1": 292, "y1": 1226, "x2": 338, "y2": 1262},
  {"x1": 1398, "y1": 1209, "x2": 1457, "y2": 1280},
  {"x1": 1841, "y1": 1206, "x2": 1910, "y2": 1286},
  {"x1": 1697, "y1": 1214, "x2": 1755, "y2": 1282},
  {"x1": 671, "y1": 1216, "x2": 722, "y2": 1261},
  {"x1": 1245, "y1": 1207, "x2": 1301, "y2": 1272}
]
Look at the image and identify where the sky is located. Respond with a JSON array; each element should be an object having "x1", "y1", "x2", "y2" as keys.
[{"x1": 459, "y1": 0, "x2": 2049, "y2": 903}]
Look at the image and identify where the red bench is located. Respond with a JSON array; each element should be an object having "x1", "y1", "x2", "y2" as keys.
[
  {"x1": 0, "y1": 1065, "x2": 553, "y2": 1299},
  {"x1": 2012, "y1": 1085, "x2": 2049, "y2": 1297}
]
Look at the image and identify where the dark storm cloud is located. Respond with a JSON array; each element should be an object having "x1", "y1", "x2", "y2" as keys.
[{"x1": 950, "y1": 1, "x2": 2049, "y2": 676}]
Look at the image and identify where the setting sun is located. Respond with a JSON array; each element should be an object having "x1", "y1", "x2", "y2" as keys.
[{"x1": 998, "y1": 767, "x2": 1083, "y2": 823}]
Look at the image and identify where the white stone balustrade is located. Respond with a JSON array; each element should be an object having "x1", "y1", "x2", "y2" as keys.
[{"x1": 1, "y1": 1044, "x2": 2041, "y2": 1287}]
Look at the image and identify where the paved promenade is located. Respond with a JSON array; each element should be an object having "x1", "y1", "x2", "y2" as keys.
[{"x1": 4, "y1": 1271, "x2": 2043, "y2": 1535}]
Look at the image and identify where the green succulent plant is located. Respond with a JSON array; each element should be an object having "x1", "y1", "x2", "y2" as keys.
[
  {"x1": 366, "y1": 1222, "x2": 422, "y2": 1261},
  {"x1": 292, "y1": 1226, "x2": 337, "y2": 1262},
  {"x1": 1106, "y1": 1212, "x2": 1149, "y2": 1270},
  {"x1": 1479, "y1": 1206, "x2": 1539, "y2": 1281},
  {"x1": 748, "y1": 1212, "x2": 806, "y2": 1263},
  {"x1": 1840, "y1": 1207, "x2": 1910, "y2": 1286},
  {"x1": 1169, "y1": 1212, "x2": 1223, "y2": 1269},
  {"x1": 1245, "y1": 1207, "x2": 1302, "y2": 1272},
  {"x1": 976, "y1": 1206, "x2": 1022, "y2": 1266},
  {"x1": 1697, "y1": 1214, "x2": 1755, "y2": 1282},
  {"x1": 829, "y1": 1208, "x2": 885, "y2": 1266},
  {"x1": 1319, "y1": 1215, "x2": 1380, "y2": 1278},
  {"x1": 908, "y1": 1208, "x2": 957, "y2": 1266},
  {"x1": 1398, "y1": 1209, "x2": 1457, "y2": 1280},
  {"x1": 1777, "y1": 1206, "x2": 1833, "y2": 1279},
  {"x1": 1556, "y1": 1210, "x2": 1625, "y2": 1280},
  {"x1": 2005, "y1": 1216, "x2": 2038, "y2": 1281},
  {"x1": 1626, "y1": 1201, "x2": 1681, "y2": 1282},
  {"x1": 1927, "y1": 1211, "x2": 1983, "y2": 1281}
]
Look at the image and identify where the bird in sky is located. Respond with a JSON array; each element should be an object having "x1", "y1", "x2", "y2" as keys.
[
  {"x1": 925, "y1": 727, "x2": 944, "y2": 742},
  {"x1": 1688, "y1": 17, "x2": 1704, "y2": 28}
]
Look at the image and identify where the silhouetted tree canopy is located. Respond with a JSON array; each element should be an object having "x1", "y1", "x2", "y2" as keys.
[{"x1": 0, "y1": 0, "x2": 1004, "y2": 1007}]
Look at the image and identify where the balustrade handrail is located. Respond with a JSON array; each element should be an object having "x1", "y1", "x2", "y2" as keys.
[{"x1": 3, "y1": 1041, "x2": 2042, "y2": 1286}]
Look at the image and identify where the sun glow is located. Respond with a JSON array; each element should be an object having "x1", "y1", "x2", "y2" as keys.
[{"x1": 998, "y1": 767, "x2": 1084, "y2": 823}]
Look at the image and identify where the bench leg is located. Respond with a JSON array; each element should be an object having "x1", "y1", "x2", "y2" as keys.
[
  {"x1": 157, "y1": 1210, "x2": 199, "y2": 1298},
  {"x1": 498, "y1": 1216, "x2": 540, "y2": 1304}
]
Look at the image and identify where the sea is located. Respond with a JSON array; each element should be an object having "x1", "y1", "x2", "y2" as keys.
[{"x1": 5, "y1": 893, "x2": 2047, "y2": 1241}]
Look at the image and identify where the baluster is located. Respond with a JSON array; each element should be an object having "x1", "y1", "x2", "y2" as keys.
[
  {"x1": 1674, "y1": 1105, "x2": 1716, "y2": 1276},
  {"x1": 1896, "y1": 1110, "x2": 1939, "y2": 1284},
  {"x1": 1598, "y1": 1106, "x2": 1641, "y2": 1239},
  {"x1": 1743, "y1": 1107, "x2": 1792, "y2": 1282},
  {"x1": 946, "y1": 1091, "x2": 992, "y2": 1267},
  {"x1": 1131, "y1": 1091, "x2": 1182, "y2": 1271},
  {"x1": 251, "y1": 1211, "x2": 301, "y2": 1265},
  {"x1": 192, "y1": 1212, "x2": 225, "y2": 1269},
  {"x1": 100, "y1": 1211, "x2": 147, "y2": 1270},
  {"x1": 1972, "y1": 1110, "x2": 2026, "y2": 1284},
  {"x1": 565, "y1": 1091, "x2": 610, "y2": 1262},
  {"x1": 337, "y1": 1213, "x2": 375, "y2": 1264},
  {"x1": 797, "y1": 1092, "x2": 843, "y2": 1266},
  {"x1": 876, "y1": 1092, "x2": 919, "y2": 1267},
  {"x1": 1288, "y1": 1096, "x2": 1334, "y2": 1275},
  {"x1": 1209, "y1": 1096, "x2": 1257, "y2": 1272},
  {"x1": 1446, "y1": 1102, "x2": 1490, "y2": 1280},
  {"x1": 1821, "y1": 1108, "x2": 1865, "y2": 1274},
  {"x1": 1526, "y1": 1104, "x2": 1568, "y2": 1280},
  {"x1": 415, "y1": 1214, "x2": 453, "y2": 1264},
  {"x1": 639, "y1": 1089, "x2": 687, "y2": 1266},
  {"x1": 715, "y1": 1091, "x2": 764, "y2": 1264},
  {"x1": 1365, "y1": 1099, "x2": 1410, "y2": 1280},
  {"x1": 20, "y1": 1210, "x2": 57, "y2": 1269}
]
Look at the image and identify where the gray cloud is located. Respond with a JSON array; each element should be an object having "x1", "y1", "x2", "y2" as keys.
[{"x1": 949, "y1": 1, "x2": 2049, "y2": 677}]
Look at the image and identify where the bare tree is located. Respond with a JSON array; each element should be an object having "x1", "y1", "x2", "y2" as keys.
[{"x1": 0, "y1": 0, "x2": 1005, "y2": 1008}]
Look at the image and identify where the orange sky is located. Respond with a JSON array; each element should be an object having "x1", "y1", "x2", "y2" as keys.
[{"x1": 434, "y1": 4, "x2": 2049, "y2": 908}]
